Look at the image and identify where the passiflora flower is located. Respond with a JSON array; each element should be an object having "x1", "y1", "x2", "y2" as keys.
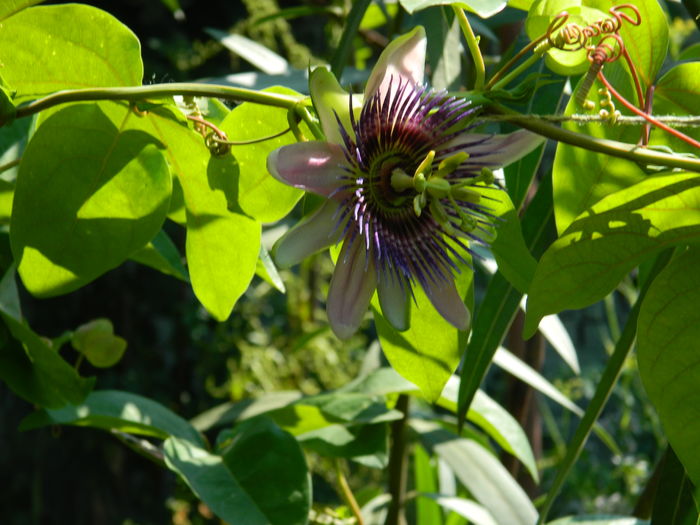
[{"x1": 268, "y1": 26, "x2": 542, "y2": 339}]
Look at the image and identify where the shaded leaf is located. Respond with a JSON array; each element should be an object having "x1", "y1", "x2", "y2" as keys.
[
  {"x1": 71, "y1": 319, "x2": 127, "y2": 369},
  {"x1": 638, "y1": 246, "x2": 700, "y2": 486},
  {"x1": 0, "y1": 267, "x2": 94, "y2": 408},
  {"x1": 130, "y1": 228, "x2": 189, "y2": 282},
  {"x1": 220, "y1": 417, "x2": 311, "y2": 525}
]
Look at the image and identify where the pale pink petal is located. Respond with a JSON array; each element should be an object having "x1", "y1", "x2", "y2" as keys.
[
  {"x1": 309, "y1": 68, "x2": 361, "y2": 144},
  {"x1": 443, "y1": 129, "x2": 545, "y2": 169},
  {"x1": 377, "y1": 274, "x2": 410, "y2": 331},
  {"x1": 422, "y1": 277, "x2": 470, "y2": 331},
  {"x1": 364, "y1": 26, "x2": 427, "y2": 103},
  {"x1": 327, "y1": 239, "x2": 377, "y2": 339},
  {"x1": 267, "y1": 141, "x2": 349, "y2": 197},
  {"x1": 273, "y1": 201, "x2": 344, "y2": 268}
]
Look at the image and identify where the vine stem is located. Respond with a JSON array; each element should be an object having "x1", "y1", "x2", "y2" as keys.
[
  {"x1": 487, "y1": 103, "x2": 700, "y2": 173},
  {"x1": 384, "y1": 394, "x2": 411, "y2": 525},
  {"x1": 11, "y1": 83, "x2": 304, "y2": 122},
  {"x1": 453, "y1": 7, "x2": 485, "y2": 91},
  {"x1": 334, "y1": 459, "x2": 365, "y2": 525},
  {"x1": 597, "y1": 71, "x2": 700, "y2": 150},
  {"x1": 536, "y1": 249, "x2": 674, "y2": 524}
]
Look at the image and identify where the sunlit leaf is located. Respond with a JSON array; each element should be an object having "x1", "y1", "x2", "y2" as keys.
[
  {"x1": 398, "y1": 0, "x2": 507, "y2": 19},
  {"x1": 130, "y1": 228, "x2": 189, "y2": 282},
  {"x1": 525, "y1": 172, "x2": 700, "y2": 336},
  {"x1": 219, "y1": 86, "x2": 305, "y2": 223},
  {"x1": 413, "y1": 419, "x2": 539, "y2": 525},
  {"x1": 143, "y1": 108, "x2": 260, "y2": 321},
  {"x1": 20, "y1": 389, "x2": 203, "y2": 446},
  {"x1": 11, "y1": 102, "x2": 171, "y2": 296},
  {"x1": 0, "y1": 4, "x2": 143, "y2": 103},
  {"x1": 0, "y1": 0, "x2": 44, "y2": 21}
]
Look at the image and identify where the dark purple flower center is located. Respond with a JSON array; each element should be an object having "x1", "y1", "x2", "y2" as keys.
[{"x1": 334, "y1": 79, "x2": 491, "y2": 289}]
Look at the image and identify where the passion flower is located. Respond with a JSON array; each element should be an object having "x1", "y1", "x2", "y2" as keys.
[{"x1": 268, "y1": 27, "x2": 542, "y2": 339}]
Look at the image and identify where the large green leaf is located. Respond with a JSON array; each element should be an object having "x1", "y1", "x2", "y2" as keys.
[
  {"x1": 0, "y1": 0, "x2": 43, "y2": 21},
  {"x1": 20, "y1": 389, "x2": 204, "y2": 447},
  {"x1": 0, "y1": 4, "x2": 143, "y2": 103},
  {"x1": 398, "y1": 0, "x2": 507, "y2": 19},
  {"x1": 652, "y1": 62, "x2": 700, "y2": 151},
  {"x1": 552, "y1": 63, "x2": 645, "y2": 234},
  {"x1": 220, "y1": 418, "x2": 311, "y2": 525},
  {"x1": 0, "y1": 267, "x2": 94, "y2": 408},
  {"x1": 219, "y1": 87, "x2": 304, "y2": 224},
  {"x1": 373, "y1": 262, "x2": 472, "y2": 402},
  {"x1": 525, "y1": 172, "x2": 700, "y2": 336},
  {"x1": 11, "y1": 103, "x2": 171, "y2": 296},
  {"x1": 413, "y1": 419, "x2": 539, "y2": 525},
  {"x1": 650, "y1": 447, "x2": 699, "y2": 525},
  {"x1": 483, "y1": 187, "x2": 537, "y2": 293},
  {"x1": 165, "y1": 418, "x2": 310, "y2": 525},
  {"x1": 638, "y1": 246, "x2": 700, "y2": 485},
  {"x1": 144, "y1": 108, "x2": 261, "y2": 321},
  {"x1": 587, "y1": 0, "x2": 668, "y2": 91}
]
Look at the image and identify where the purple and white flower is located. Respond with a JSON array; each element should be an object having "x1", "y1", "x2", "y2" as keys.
[{"x1": 268, "y1": 26, "x2": 542, "y2": 339}]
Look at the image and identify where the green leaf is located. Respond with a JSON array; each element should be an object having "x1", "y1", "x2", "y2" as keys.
[
  {"x1": 525, "y1": 172, "x2": 700, "y2": 336},
  {"x1": 414, "y1": 444, "x2": 443, "y2": 525},
  {"x1": 652, "y1": 62, "x2": 700, "y2": 152},
  {"x1": 220, "y1": 418, "x2": 311, "y2": 525},
  {"x1": 165, "y1": 418, "x2": 310, "y2": 525},
  {"x1": 298, "y1": 423, "x2": 388, "y2": 468},
  {"x1": 11, "y1": 103, "x2": 171, "y2": 296},
  {"x1": 398, "y1": 0, "x2": 507, "y2": 19},
  {"x1": 0, "y1": 0, "x2": 43, "y2": 21},
  {"x1": 219, "y1": 87, "x2": 304, "y2": 223},
  {"x1": 20, "y1": 389, "x2": 205, "y2": 446},
  {"x1": 0, "y1": 266, "x2": 94, "y2": 408},
  {"x1": 130, "y1": 228, "x2": 189, "y2": 282},
  {"x1": 547, "y1": 517, "x2": 649, "y2": 525},
  {"x1": 71, "y1": 318, "x2": 127, "y2": 369},
  {"x1": 418, "y1": 494, "x2": 497, "y2": 525},
  {"x1": 413, "y1": 419, "x2": 539, "y2": 525},
  {"x1": 650, "y1": 447, "x2": 699, "y2": 525},
  {"x1": 164, "y1": 437, "x2": 270, "y2": 525},
  {"x1": 638, "y1": 246, "x2": 700, "y2": 486},
  {"x1": 205, "y1": 29, "x2": 289, "y2": 75},
  {"x1": 255, "y1": 243, "x2": 285, "y2": 292},
  {"x1": 441, "y1": 378, "x2": 539, "y2": 482},
  {"x1": 0, "y1": 4, "x2": 143, "y2": 103},
  {"x1": 525, "y1": 0, "x2": 605, "y2": 75},
  {"x1": 373, "y1": 261, "x2": 472, "y2": 402},
  {"x1": 458, "y1": 170, "x2": 555, "y2": 422},
  {"x1": 143, "y1": 108, "x2": 261, "y2": 321},
  {"x1": 587, "y1": 0, "x2": 668, "y2": 91},
  {"x1": 552, "y1": 62, "x2": 645, "y2": 233},
  {"x1": 484, "y1": 187, "x2": 537, "y2": 293}
]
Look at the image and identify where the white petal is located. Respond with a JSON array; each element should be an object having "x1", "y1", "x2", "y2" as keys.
[
  {"x1": 423, "y1": 277, "x2": 470, "y2": 331},
  {"x1": 327, "y1": 239, "x2": 377, "y2": 339},
  {"x1": 267, "y1": 142, "x2": 348, "y2": 197},
  {"x1": 444, "y1": 129, "x2": 545, "y2": 169},
  {"x1": 273, "y1": 201, "x2": 343, "y2": 268},
  {"x1": 364, "y1": 26, "x2": 427, "y2": 102},
  {"x1": 377, "y1": 273, "x2": 410, "y2": 331}
]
